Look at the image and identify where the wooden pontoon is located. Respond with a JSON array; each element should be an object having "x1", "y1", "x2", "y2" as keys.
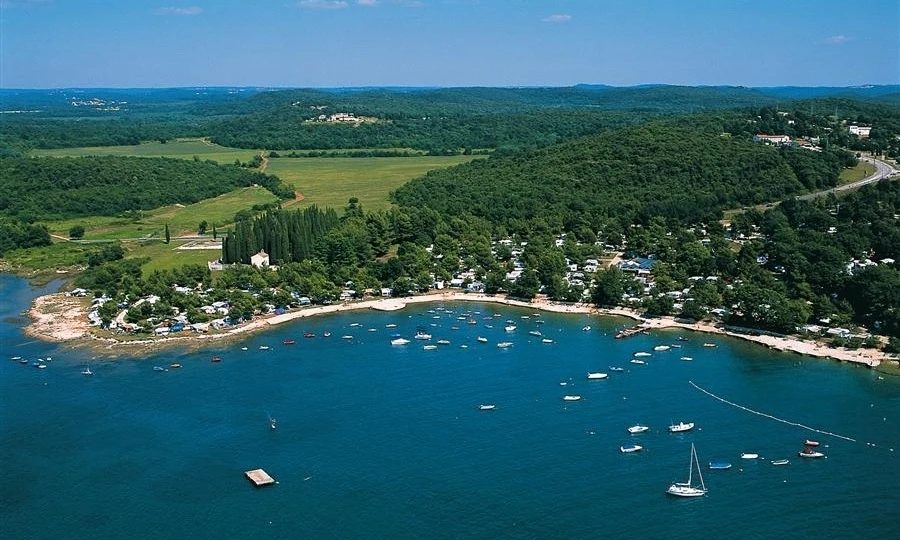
[{"x1": 245, "y1": 469, "x2": 276, "y2": 487}]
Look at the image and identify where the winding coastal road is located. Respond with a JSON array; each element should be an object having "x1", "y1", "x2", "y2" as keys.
[{"x1": 797, "y1": 154, "x2": 898, "y2": 201}]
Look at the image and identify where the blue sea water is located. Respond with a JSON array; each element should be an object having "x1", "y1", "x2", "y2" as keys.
[{"x1": 1, "y1": 273, "x2": 899, "y2": 539}]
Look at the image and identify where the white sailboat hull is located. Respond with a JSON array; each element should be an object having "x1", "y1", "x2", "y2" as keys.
[{"x1": 666, "y1": 483, "x2": 707, "y2": 497}]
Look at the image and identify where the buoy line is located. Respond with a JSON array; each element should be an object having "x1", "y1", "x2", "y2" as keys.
[{"x1": 689, "y1": 380, "x2": 857, "y2": 442}]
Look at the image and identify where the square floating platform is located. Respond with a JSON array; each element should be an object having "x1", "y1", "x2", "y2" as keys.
[{"x1": 245, "y1": 468, "x2": 276, "y2": 487}]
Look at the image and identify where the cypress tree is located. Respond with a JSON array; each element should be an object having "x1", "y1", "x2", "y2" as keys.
[{"x1": 165, "y1": 223, "x2": 170, "y2": 244}]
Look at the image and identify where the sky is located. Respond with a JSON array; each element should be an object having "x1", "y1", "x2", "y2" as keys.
[{"x1": 1, "y1": 0, "x2": 898, "y2": 89}]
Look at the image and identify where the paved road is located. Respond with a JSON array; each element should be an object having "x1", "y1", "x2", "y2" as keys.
[{"x1": 797, "y1": 155, "x2": 898, "y2": 201}]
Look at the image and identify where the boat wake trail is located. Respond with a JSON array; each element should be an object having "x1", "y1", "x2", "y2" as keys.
[{"x1": 689, "y1": 380, "x2": 857, "y2": 443}]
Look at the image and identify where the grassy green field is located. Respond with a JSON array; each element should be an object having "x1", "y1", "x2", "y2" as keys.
[
  {"x1": 14, "y1": 142, "x2": 481, "y2": 274},
  {"x1": 43, "y1": 186, "x2": 278, "y2": 240},
  {"x1": 32, "y1": 138, "x2": 261, "y2": 164},
  {"x1": 267, "y1": 156, "x2": 481, "y2": 211},
  {"x1": 839, "y1": 160, "x2": 876, "y2": 184},
  {"x1": 125, "y1": 240, "x2": 219, "y2": 275}
]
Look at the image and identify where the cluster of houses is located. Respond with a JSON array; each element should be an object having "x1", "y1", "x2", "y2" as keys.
[{"x1": 313, "y1": 112, "x2": 362, "y2": 123}]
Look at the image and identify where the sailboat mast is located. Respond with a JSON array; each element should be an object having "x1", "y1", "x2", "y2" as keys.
[
  {"x1": 686, "y1": 443, "x2": 694, "y2": 484},
  {"x1": 692, "y1": 444, "x2": 706, "y2": 490}
]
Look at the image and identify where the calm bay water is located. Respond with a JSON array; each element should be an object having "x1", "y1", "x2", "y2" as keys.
[{"x1": 1, "y1": 273, "x2": 899, "y2": 539}]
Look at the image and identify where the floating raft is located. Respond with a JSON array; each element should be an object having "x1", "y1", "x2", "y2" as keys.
[{"x1": 245, "y1": 469, "x2": 276, "y2": 487}]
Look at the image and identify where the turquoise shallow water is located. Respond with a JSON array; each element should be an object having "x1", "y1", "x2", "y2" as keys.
[{"x1": 1, "y1": 274, "x2": 899, "y2": 539}]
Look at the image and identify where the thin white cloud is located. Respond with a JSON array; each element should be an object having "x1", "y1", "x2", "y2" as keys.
[
  {"x1": 298, "y1": 0, "x2": 349, "y2": 9},
  {"x1": 393, "y1": 0, "x2": 423, "y2": 6},
  {"x1": 542, "y1": 14, "x2": 571, "y2": 23},
  {"x1": 825, "y1": 34, "x2": 851, "y2": 45},
  {"x1": 157, "y1": 6, "x2": 203, "y2": 15},
  {"x1": 357, "y1": 0, "x2": 378, "y2": 5}
]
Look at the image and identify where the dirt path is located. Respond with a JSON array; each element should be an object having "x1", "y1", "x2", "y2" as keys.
[{"x1": 258, "y1": 151, "x2": 269, "y2": 174}]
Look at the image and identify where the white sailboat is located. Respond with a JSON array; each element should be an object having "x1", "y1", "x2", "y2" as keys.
[{"x1": 666, "y1": 443, "x2": 707, "y2": 497}]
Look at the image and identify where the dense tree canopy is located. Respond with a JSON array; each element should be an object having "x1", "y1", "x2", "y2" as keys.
[
  {"x1": 391, "y1": 124, "x2": 845, "y2": 235},
  {"x1": 0, "y1": 156, "x2": 293, "y2": 220}
]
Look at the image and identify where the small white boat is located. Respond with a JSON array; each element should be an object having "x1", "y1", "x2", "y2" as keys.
[
  {"x1": 741, "y1": 453, "x2": 759, "y2": 459},
  {"x1": 708, "y1": 461, "x2": 732, "y2": 470},
  {"x1": 504, "y1": 325, "x2": 516, "y2": 332},
  {"x1": 798, "y1": 448, "x2": 825, "y2": 459},
  {"x1": 391, "y1": 338, "x2": 410, "y2": 346},
  {"x1": 653, "y1": 345, "x2": 671, "y2": 351},
  {"x1": 804, "y1": 440, "x2": 821, "y2": 447},
  {"x1": 350, "y1": 323, "x2": 361, "y2": 327},
  {"x1": 771, "y1": 459, "x2": 790, "y2": 466},
  {"x1": 633, "y1": 352, "x2": 652, "y2": 357},
  {"x1": 241, "y1": 346, "x2": 248, "y2": 351},
  {"x1": 627, "y1": 425, "x2": 649, "y2": 434},
  {"x1": 477, "y1": 337, "x2": 488, "y2": 343},
  {"x1": 609, "y1": 366, "x2": 625, "y2": 372},
  {"x1": 385, "y1": 323, "x2": 397, "y2": 328},
  {"x1": 496, "y1": 341, "x2": 513, "y2": 348},
  {"x1": 541, "y1": 338, "x2": 554, "y2": 344},
  {"x1": 81, "y1": 366, "x2": 93, "y2": 376},
  {"x1": 620, "y1": 444, "x2": 643, "y2": 453},
  {"x1": 414, "y1": 332, "x2": 432, "y2": 340},
  {"x1": 630, "y1": 359, "x2": 646, "y2": 365},
  {"x1": 668, "y1": 421, "x2": 694, "y2": 433},
  {"x1": 582, "y1": 326, "x2": 591, "y2": 331},
  {"x1": 586, "y1": 372, "x2": 608, "y2": 380},
  {"x1": 528, "y1": 330, "x2": 542, "y2": 337},
  {"x1": 436, "y1": 339, "x2": 451, "y2": 345},
  {"x1": 342, "y1": 335, "x2": 353, "y2": 340},
  {"x1": 478, "y1": 404, "x2": 496, "y2": 411},
  {"x1": 423, "y1": 345, "x2": 438, "y2": 350},
  {"x1": 702, "y1": 343, "x2": 717, "y2": 348},
  {"x1": 259, "y1": 346, "x2": 270, "y2": 350},
  {"x1": 563, "y1": 395, "x2": 581, "y2": 401},
  {"x1": 680, "y1": 356, "x2": 694, "y2": 361}
]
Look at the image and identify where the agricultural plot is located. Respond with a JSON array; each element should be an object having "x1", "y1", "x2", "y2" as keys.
[{"x1": 266, "y1": 155, "x2": 481, "y2": 211}]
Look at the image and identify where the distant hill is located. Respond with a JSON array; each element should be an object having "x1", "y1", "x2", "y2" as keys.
[{"x1": 754, "y1": 85, "x2": 900, "y2": 101}]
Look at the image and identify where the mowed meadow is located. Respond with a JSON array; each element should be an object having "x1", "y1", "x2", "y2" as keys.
[{"x1": 265, "y1": 155, "x2": 481, "y2": 211}]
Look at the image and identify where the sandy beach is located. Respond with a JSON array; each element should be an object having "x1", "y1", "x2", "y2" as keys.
[{"x1": 25, "y1": 290, "x2": 898, "y2": 369}]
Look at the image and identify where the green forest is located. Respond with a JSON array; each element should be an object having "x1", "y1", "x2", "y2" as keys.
[{"x1": 391, "y1": 125, "x2": 855, "y2": 233}]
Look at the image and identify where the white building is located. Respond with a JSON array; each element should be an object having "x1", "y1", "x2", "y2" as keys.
[
  {"x1": 753, "y1": 134, "x2": 791, "y2": 145},
  {"x1": 848, "y1": 125, "x2": 871, "y2": 138},
  {"x1": 250, "y1": 250, "x2": 270, "y2": 268}
]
